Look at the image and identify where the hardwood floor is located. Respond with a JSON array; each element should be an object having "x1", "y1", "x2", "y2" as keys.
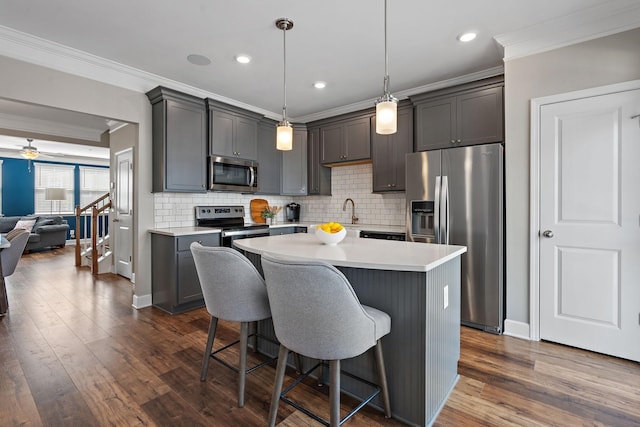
[{"x1": 1, "y1": 247, "x2": 638, "y2": 426}]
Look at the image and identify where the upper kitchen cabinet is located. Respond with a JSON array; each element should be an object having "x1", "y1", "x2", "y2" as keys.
[
  {"x1": 281, "y1": 127, "x2": 308, "y2": 195},
  {"x1": 147, "y1": 86, "x2": 207, "y2": 193},
  {"x1": 307, "y1": 127, "x2": 331, "y2": 195},
  {"x1": 412, "y1": 76, "x2": 504, "y2": 151},
  {"x1": 371, "y1": 104, "x2": 413, "y2": 192},
  {"x1": 206, "y1": 99, "x2": 262, "y2": 160},
  {"x1": 256, "y1": 119, "x2": 281, "y2": 195},
  {"x1": 319, "y1": 115, "x2": 371, "y2": 165}
]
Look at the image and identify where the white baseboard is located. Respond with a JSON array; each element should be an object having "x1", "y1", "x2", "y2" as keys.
[
  {"x1": 503, "y1": 319, "x2": 532, "y2": 340},
  {"x1": 132, "y1": 294, "x2": 152, "y2": 309}
]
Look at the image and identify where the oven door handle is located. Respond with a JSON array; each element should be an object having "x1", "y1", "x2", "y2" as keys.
[{"x1": 222, "y1": 228, "x2": 268, "y2": 238}]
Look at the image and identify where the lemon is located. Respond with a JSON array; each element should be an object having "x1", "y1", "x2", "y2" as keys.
[{"x1": 317, "y1": 222, "x2": 343, "y2": 233}]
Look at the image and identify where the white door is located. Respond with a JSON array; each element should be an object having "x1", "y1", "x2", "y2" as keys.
[
  {"x1": 114, "y1": 148, "x2": 133, "y2": 279},
  {"x1": 539, "y1": 88, "x2": 640, "y2": 362}
]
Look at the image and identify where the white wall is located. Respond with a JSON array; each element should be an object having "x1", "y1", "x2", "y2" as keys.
[
  {"x1": 0, "y1": 56, "x2": 154, "y2": 306},
  {"x1": 154, "y1": 163, "x2": 406, "y2": 227},
  {"x1": 504, "y1": 27, "x2": 640, "y2": 326}
]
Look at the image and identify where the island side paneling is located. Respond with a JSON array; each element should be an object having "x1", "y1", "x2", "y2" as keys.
[{"x1": 243, "y1": 250, "x2": 461, "y2": 427}]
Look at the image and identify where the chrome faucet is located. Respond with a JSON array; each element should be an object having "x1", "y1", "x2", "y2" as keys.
[{"x1": 342, "y1": 198, "x2": 358, "y2": 224}]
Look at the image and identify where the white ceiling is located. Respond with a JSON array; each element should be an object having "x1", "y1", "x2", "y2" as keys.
[{"x1": 0, "y1": 0, "x2": 638, "y2": 152}]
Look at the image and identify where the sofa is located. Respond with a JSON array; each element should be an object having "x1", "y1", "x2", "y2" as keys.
[{"x1": 0, "y1": 215, "x2": 70, "y2": 252}]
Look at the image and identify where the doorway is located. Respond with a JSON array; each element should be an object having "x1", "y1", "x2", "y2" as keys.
[{"x1": 531, "y1": 80, "x2": 640, "y2": 362}]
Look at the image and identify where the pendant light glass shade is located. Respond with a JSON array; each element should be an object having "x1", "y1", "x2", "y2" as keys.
[
  {"x1": 276, "y1": 18, "x2": 294, "y2": 151},
  {"x1": 376, "y1": 94, "x2": 398, "y2": 134},
  {"x1": 276, "y1": 120, "x2": 293, "y2": 151},
  {"x1": 375, "y1": 0, "x2": 397, "y2": 135}
]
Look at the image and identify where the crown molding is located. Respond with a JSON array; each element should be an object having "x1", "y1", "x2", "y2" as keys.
[
  {"x1": 0, "y1": 24, "x2": 503, "y2": 124},
  {"x1": 294, "y1": 66, "x2": 504, "y2": 123},
  {"x1": 495, "y1": 0, "x2": 640, "y2": 61},
  {"x1": 0, "y1": 25, "x2": 279, "y2": 119}
]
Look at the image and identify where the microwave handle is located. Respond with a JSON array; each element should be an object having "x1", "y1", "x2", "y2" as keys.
[{"x1": 248, "y1": 166, "x2": 255, "y2": 187}]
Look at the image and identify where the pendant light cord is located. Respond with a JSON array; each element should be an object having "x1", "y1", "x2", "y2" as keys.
[
  {"x1": 282, "y1": 21, "x2": 287, "y2": 120},
  {"x1": 383, "y1": 0, "x2": 390, "y2": 95}
]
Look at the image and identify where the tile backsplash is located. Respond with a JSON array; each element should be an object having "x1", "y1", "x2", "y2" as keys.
[{"x1": 153, "y1": 163, "x2": 406, "y2": 228}]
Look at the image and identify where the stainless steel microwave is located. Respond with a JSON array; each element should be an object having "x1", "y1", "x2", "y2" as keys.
[{"x1": 208, "y1": 156, "x2": 258, "y2": 193}]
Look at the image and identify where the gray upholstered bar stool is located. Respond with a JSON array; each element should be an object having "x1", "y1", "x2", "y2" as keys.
[
  {"x1": 261, "y1": 253, "x2": 392, "y2": 427},
  {"x1": 190, "y1": 243, "x2": 275, "y2": 408},
  {"x1": 1, "y1": 229, "x2": 30, "y2": 316}
]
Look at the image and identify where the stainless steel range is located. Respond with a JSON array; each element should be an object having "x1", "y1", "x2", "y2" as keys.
[{"x1": 195, "y1": 205, "x2": 270, "y2": 248}]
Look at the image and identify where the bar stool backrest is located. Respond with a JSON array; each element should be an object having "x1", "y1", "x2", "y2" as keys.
[
  {"x1": 261, "y1": 253, "x2": 379, "y2": 360},
  {"x1": 191, "y1": 244, "x2": 271, "y2": 322}
]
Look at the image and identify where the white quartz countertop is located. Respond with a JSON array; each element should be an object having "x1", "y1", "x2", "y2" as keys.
[{"x1": 234, "y1": 233, "x2": 466, "y2": 272}]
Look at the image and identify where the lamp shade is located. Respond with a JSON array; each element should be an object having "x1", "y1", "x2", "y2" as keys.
[
  {"x1": 376, "y1": 99, "x2": 398, "y2": 135},
  {"x1": 276, "y1": 122, "x2": 293, "y2": 151},
  {"x1": 45, "y1": 187, "x2": 66, "y2": 201}
]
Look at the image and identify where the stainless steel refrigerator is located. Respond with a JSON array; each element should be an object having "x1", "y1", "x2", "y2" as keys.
[{"x1": 405, "y1": 143, "x2": 504, "y2": 333}]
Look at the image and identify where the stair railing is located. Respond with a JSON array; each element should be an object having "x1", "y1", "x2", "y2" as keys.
[{"x1": 75, "y1": 193, "x2": 112, "y2": 274}]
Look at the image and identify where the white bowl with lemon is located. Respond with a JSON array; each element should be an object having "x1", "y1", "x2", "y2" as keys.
[{"x1": 315, "y1": 222, "x2": 346, "y2": 245}]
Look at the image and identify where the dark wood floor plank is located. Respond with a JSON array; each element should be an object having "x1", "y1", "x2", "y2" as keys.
[
  {"x1": 40, "y1": 323, "x2": 155, "y2": 426},
  {"x1": 0, "y1": 342, "x2": 43, "y2": 426},
  {"x1": 2, "y1": 247, "x2": 640, "y2": 427},
  {"x1": 87, "y1": 337, "x2": 172, "y2": 406},
  {"x1": 4, "y1": 311, "x2": 99, "y2": 426},
  {"x1": 141, "y1": 391, "x2": 209, "y2": 427}
]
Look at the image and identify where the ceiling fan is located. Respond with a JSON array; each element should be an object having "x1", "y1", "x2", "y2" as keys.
[{"x1": 20, "y1": 138, "x2": 40, "y2": 160}]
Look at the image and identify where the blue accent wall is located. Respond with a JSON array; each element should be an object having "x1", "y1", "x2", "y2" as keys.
[
  {"x1": 3, "y1": 158, "x2": 35, "y2": 216},
  {"x1": 1, "y1": 157, "x2": 109, "y2": 239}
]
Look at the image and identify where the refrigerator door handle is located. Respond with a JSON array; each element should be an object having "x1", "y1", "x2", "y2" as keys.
[
  {"x1": 434, "y1": 175, "x2": 441, "y2": 243},
  {"x1": 441, "y1": 175, "x2": 449, "y2": 244}
]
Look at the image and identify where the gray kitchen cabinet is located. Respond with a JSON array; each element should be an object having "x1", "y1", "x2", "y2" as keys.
[
  {"x1": 207, "y1": 99, "x2": 262, "y2": 160},
  {"x1": 281, "y1": 128, "x2": 308, "y2": 195},
  {"x1": 371, "y1": 105, "x2": 413, "y2": 192},
  {"x1": 412, "y1": 76, "x2": 504, "y2": 151},
  {"x1": 147, "y1": 86, "x2": 207, "y2": 193},
  {"x1": 256, "y1": 119, "x2": 281, "y2": 194},
  {"x1": 151, "y1": 232, "x2": 221, "y2": 314},
  {"x1": 307, "y1": 127, "x2": 331, "y2": 195},
  {"x1": 320, "y1": 115, "x2": 371, "y2": 165}
]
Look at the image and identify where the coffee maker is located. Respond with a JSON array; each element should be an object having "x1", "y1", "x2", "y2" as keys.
[{"x1": 285, "y1": 203, "x2": 300, "y2": 222}]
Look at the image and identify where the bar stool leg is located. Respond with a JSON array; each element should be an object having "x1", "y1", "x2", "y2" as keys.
[
  {"x1": 201, "y1": 316, "x2": 218, "y2": 381},
  {"x1": 329, "y1": 359, "x2": 341, "y2": 427},
  {"x1": 268, "y1": 345, "x2": 290, "y2": 427},
  {"x1": 374, "y1": 340, "x2": 391, "y2": 417},
  {"x1": 239, "y1": 321, "x2": 249, "y2": 407}
]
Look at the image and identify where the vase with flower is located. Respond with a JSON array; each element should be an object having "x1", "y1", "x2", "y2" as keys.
[{"x1": 261, "y1": 205, "x2": 282, "y2": 225}]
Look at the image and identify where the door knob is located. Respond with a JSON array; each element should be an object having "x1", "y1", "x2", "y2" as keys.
[{"x1": 542, "y1": 230, "x2": 554, "y2": 238}]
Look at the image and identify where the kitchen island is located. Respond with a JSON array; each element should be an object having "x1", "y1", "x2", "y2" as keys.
[{"x1": 234, "y1": 233, "x2": 466, "y2": 427}]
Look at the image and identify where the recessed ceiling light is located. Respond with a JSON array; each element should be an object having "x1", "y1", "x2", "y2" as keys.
[
  {"x1": 457, "y1": 32, "x2": 477, "y2": 43},
  {"x1": 187, "y1": 54, "x2": 211, "y2": 66},
  {"x1": 235, "y1": 55, "x2": 251, "y2": 64},
  {"x1": 314, "y1": 81, "x2": 327, "y2": 89}
]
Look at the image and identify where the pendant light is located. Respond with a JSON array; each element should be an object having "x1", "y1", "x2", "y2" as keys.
[
  {"x1": 276, "y1": 18, "x2": 294, "y2": 151},
  {"x1": 375, "y1": 0, "x2": 398, "y2": 135}
]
